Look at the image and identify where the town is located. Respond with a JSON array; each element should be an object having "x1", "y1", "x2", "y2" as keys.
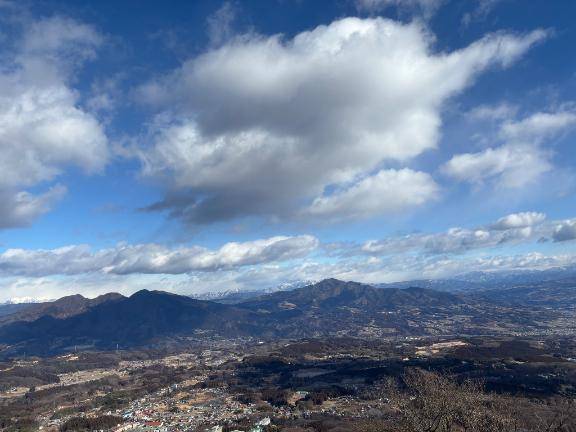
[{"x1": 1, "y1": 335, "x2": 575, "y2": 431}]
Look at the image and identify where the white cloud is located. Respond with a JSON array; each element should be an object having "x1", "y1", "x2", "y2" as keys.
[
  {"x1": 443, "y1": 145, "x2": 551, "y2": 188},
  {"x1": 361, "y1": 225, "x2": 532, "y2": 256},
  {"x1": 0, "y1": 15, "x2": 108, "y2": 229},
  {"x1": 0, "y1": 235, "x2": 318, "y2": 277},
  {"x1": 333, "y1": 251, "x2": 576, "y2": 284},
  {"x1": 0, "y1": 273, "x2": 186, "y2": 303},
  {"x1": 1, "y1": 211, "x2": 559, "y2": 281},
  {"x1": 3, "y1": 246, "x2": 575, "y2": 302},
  {"x1": 468, "y1": 103, "x2": 517, "y2": 121},
  {"x1": 137, "y1": 17, "x2": 546, "y2": 224},
  {"x1": 1, "y1": 212, "x2": 575, "y2": 300},
  {"x1": 304, "y1": 169, "x2": 439, "y2": 221},
  {"x1": 355, "y1": 211, "x2": 554, "y2": 256},
  {"x1": 462, "y1": 0, "x2": 508, "y2": 27},
  {"x1": 426, "y1": 252, "x2": 576, "y2": 277},
  {"x1": 500, "y1": 111, "x2": 576, "y2": 143},
  {"x1": 490, "y1": 211, "x2": 546, "y2": 230},
  {"x1": 0, "y1": 85, "x2": 108, "y2": 188},
  {"x1": 206, "y1": 1, "x2": 239, "y2": 47},
  {"x1": 20, "y1": 16, "x2": 102, "y2": 66},
  {"x1": 443, "y1": 110, "x2": 576, "y2": 189},
  {"x1": 86, "y1": 74, "x2": 127, "y2": 115},
  {"x1": 553, "y1": 220, "x2": 576, "y2": 242},
  {"x1": 0, "y1": 185, "x2": 66, "y2": 229}
]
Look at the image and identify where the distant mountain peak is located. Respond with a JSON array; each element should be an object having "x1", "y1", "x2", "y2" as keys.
[
  {"x1": 189, "y1": 279, "x2": 318, "y2": 304},
  {"x1": 0, "y1": 274, "x2": 572, "y2": 358},
  {"x1": 240, "y1": 278, "x2": 463, "y2": 314},
  {"x1": 130, "y1": 289, "x2": 152, "y2": 298},
  {"x1": 0, "y1": 290, "x2": 125, "y2": 326}
]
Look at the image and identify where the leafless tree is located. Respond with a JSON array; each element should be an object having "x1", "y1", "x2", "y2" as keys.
[
  {"x1": 534, "y1": 398, "x2": 576, "y2": 432},
  {"x1": 383, "y1": 369, "x2": 520, "y2": 432}
]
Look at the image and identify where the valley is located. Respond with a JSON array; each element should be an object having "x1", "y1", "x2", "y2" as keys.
[
  {"x1": 0, "y1": 278, "x2": 574, "y2": 430},
  {"x1": 0, "y1": 335, "x2": 575, "y2": 431}
]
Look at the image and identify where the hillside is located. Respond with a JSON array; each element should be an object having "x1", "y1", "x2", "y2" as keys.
[
  {"x1": 0, "y1": 290, "x2": 264, "y2": 356},
  {"x1": 475, "y1": 278, "x2": 576, "y2": 308},
  {"x1": 0, "y1": 293, "x2": 125, "y2": 326},
  {"x1": 240, "y1": 278, "x2": 463, "y2": 313},
  {"x1": 0, "y1": 279, "x2": 572, "y2": 357}
]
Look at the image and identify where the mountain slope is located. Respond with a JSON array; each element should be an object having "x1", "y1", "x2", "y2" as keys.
[
  {"x1": 240, "y1": 278, "x2": 463, "y2": 312},
  {"x1": 0, "y1": 293, "x2": 125, "y2": 326},
  {"x1": 0, "y1": 279, "x2": 570, "y2": 357},
  {"x1": 0, "y1": 303, "x2": 36, "y2": 318},
  {"x1": 238, "y1": 279, "x2": 564, "y2": 339},
  {"x1": 237, "y1": 279, "x2": 480, "y2": 338},
  {"x1": 475, "y1": 278, "x2": 576, "y2": 308},
  {"x1": 191, "y1": 280, "x2": 317, "y2": 304},
  {"x1": 0, "y1": 290, "x2": 264, "y2": 356}
]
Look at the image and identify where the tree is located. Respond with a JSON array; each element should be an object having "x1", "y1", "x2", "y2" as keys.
[{"x1": 385, "y1": 369, "x2": 520, "y2": 432}]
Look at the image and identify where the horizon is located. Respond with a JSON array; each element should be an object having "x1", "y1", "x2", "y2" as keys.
[
  {"x1": 3, "y1": 266, "x2": 575, "y2": 304},
  {"x1": 0, "y1": 0, "x2": 575, "y2": 302}
]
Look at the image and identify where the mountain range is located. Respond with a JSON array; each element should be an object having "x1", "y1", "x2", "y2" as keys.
[
  {"x1": 189, "y1": 266, "x2": 576, "y2": 304},
  {"x1": 0, "y1": 277, "x2": 573, "y2": 357}
]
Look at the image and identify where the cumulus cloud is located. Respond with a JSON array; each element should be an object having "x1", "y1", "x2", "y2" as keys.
[
  {"x1": 1, "y1": 211, "x2": 559, "y2": 282},
  {"x1": 0, "y1": 185, "x2": 66, "y2": 229},
  {"x1": 3, "y1": 246, "x2": 575, "y2": 302},
  {"x1": 0, "y1": 235, "x2": 318, "y2": 277},
  {"x1": 330, "y1": 251, "x2": 576, "y2": 284},
  {"x1": 0, "y1": 273, "x2": 187, "y2": 303},
  {"x1": 351, "y1": 211, "x2": 554, "y2": 256},
  {"x1": 137, "y1": 17, "x2": 546, "y2": 225},
  {"x1": 499, "y1": 111, "x2": 576, "y2": 143},
  {"x1": 427, "y1": 252, "x2": 576, "y2": 277},
  {"x1": 1, "y1": 212, "x2": 575, "y2": 300},
  {"x1": 361, "y1": 225, "x2": 532, "y2": 256},
  {"x1": 442, "y1": 145, "x2": 551, "y2": 188},
  {"x1": 0, "y1": 14, "x2": 108, "y2": 229},
  {"x1": 490, "y1": 211, "x2": 546, "y2": 230},
  {"x1": 443, "y1": 110, "x2": 576, "y2": 189},
  {"x1": 304, "y1": 169, "x2": 439, "y2": 221},
  {"x1": 190, "y1": 248, "x2": 576, "y2": 293},
  {"x1": 553, "y1": 220, "x2": 576, "y2": 242}
]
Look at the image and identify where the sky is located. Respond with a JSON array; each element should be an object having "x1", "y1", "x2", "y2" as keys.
[{"x1": 0, "y1": 0, "x2": 575, "y2": 301}]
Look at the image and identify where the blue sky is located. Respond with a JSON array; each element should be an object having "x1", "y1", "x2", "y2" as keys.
[{"x1": 0, "y1": 0, "x2": 575, "y2": 301}]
